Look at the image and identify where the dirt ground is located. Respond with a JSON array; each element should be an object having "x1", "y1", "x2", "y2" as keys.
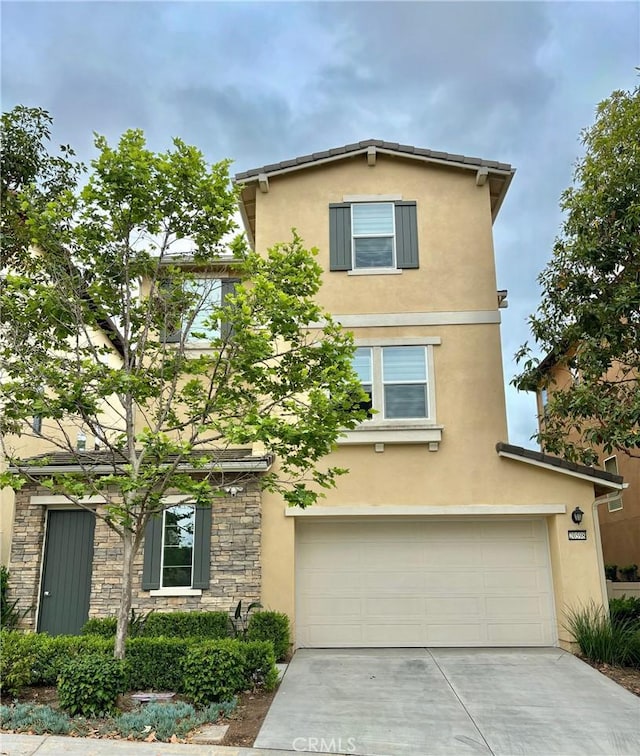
[{"x1": 585, "y1": 660, "x2": 640, "y2": 697}]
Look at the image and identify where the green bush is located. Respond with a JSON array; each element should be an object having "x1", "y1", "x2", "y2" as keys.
[
  {"x1": 604, "y1": 564, "x2": 618, "y2": 582},
  {"x1": 126, "y1": 637, "x2": 193, "y2": 691},
  {"x1": 565, "y1": 602, "x2": 640, "y2": 668},
  {"x1": 0, "y1": 630, "x2": 38, "y2": 696},
  {"x1": 242, "y1": 640, "x2": 278, "y2": 691},
  {"x1": 0, "y1": 703, "x2": 71, "y2": 735},
  {"x1": 82, "y1": 611, "x2": 231, "y2": 640},
  {"x1": 57, "y1": 653, "x2": 126, "y2": 717},
  {"x1": 619, "y1": 564, "x2": 639, "y2": 582},
  {"x1": 610, "y1": 596, "x2": 640, "y2": 627},
  {"x1": 1, "y1": 567, "x2": 30, "y2": 630},
  {"x1": 182, "y1": 639, "x2": 247, "y2": 705},
  {"x1": 247, "y1": 611, "x2": 290, "y2": 661},
  {"x1": 32, "y1": 634, "x2": 112, "y2": 685},
  {"x1": 82, "y1": 617, "x2": 117, "y2": 637}
]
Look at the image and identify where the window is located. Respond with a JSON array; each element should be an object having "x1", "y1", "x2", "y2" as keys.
[
  {"x1": 329, "y1": 201, "x2": 418, "y2": 271},
  {"x1": 161, "y1": 505, "x2": 195, "y2": 588},
  {"x1": 353, "y1": 345, "x2": 430, "y2": 421},
  {"x1": 352, "y1": 203, "x2": 395, "y2": 269},
  {"x1": 161, "y1": 277, "x2": 238, "y2": 344},
  {"x1": 604, "y1": 456, "x2": 623, "y2": 512},
  {"x1": 142, "y1": 500, "x2": 211, "y2": 592},
  {"x1": 539, "y1": 388, "x2": 548, "y2": 415}
]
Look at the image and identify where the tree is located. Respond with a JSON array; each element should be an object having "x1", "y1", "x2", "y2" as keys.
[
  {"x1": 1, "y1": 105, "x2": 83, "y2": 266},
  {"x1": 0, "y1": 115, "x2": 366, "y2": 657},
  {"x1": 513, "y1": 85, "x2": 640, "y2": 464}
]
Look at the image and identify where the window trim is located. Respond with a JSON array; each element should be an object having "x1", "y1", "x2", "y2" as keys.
[
  {"x1": 380, "y1": 346, "x2": 429, "y2": 421},
  {"x1": 351, "y1": 202, "x2": 397, "y2": 271},
  {"x1": 603, "y1": 456, "x2": 623, "y2": 512}
]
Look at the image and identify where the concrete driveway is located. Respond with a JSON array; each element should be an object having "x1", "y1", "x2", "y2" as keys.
[{"x1": 255, "y1": 648, "x2": 640, "y2": 755}]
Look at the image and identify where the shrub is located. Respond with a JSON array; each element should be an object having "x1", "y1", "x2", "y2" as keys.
[
  {"x1": 604, "y1": 564, "x2": 618, "y2": 582},
  {"x1": 0, "y1": 703, "x2": 70, "y2": 735},
  {"x1": 57, "y1": 653, "x2": 126, "y2": 717},
  {"x1": 82, "y1": 611, "x2": 231, "y2": 640},
  {"x1": 82, "y1": 617, "x2": 117, "y2": 637},
  {"x1": 32, "y1": 634, "x2": 112, "y2": 685},
  {"x1": 0, "y1": 630, "x2": 38, "y2": 696},
  {"x1": 619, "y1": 564, "x2": 639, "y2": 582},
  {"x1": 114, "y1": 700, "x2": 234, "y2": 741},
  {"x1": 0, "y1": 567, "x2": 30, "y2": 630},
  {"x1": 242, "y1": 640, "x2": 278, "y2": 691},
  {"x1": 125, "y1": 637, "x2": 193, "y2": 691},
  {"x1": 565, "y1": 602, "x2": 640, "y2": 668},
  {"x1": 247, "y1": 611, "x2": 290, "y2": 661},
  {"x1": 610, "y1": 596, "x2": 640, "y2": 627},
  {"x1": 182, "y1": 639, "x2": 247, "y2": 705},
  {"x1": 145, "y1": 611, "x2": 230, "y2": 639}
]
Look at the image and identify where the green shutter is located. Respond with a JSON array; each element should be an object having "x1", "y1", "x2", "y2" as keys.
[
  {"x1": 142, "y1": 516, "x2": 162, "y2": 590},
  {"x1": 192, "y1": 505, "x2": 212, "y2": 589},
  {"x1": 395, "y1": 201, "x2": 419, "y2": 269},
  {"x1": 329, "y1": 203, "x2": 352, "y2": 271},
  {"x1": 220, "y1": 278, "x2": 240, "y2": 342}
]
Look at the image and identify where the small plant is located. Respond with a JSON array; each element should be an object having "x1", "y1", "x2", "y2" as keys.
[
  {"x1": 0, "y1": 567, "x2": 30, "y2": 630},
  {"x1": 604, "y1": 564, "x2": 618, "y2": 582},
  {"x1": 564, "y1": 602, "x2": 640, "y2": 668},
  {"x1": 230, "y1": 600, "x2": 262, "y2": 640},
  {"x1": 247, "y1": 610, "x2": 290, "y2": 661},
  {"x1": 0, "y1": 630, "x2": 38, "y2": 696},
  {"x1": 57, "y1": 653, "x2": 126, "y2": 717},
  {"x1": 610, "y1": 596, "x2": 640, "y2": 627},
  {"x1": 0, "y1": 703, "x2": 71, "y2": 735},
  {"x1": 128, "y1": 608, "x2": 155, "y2": 638},
  {"x1": 182, "y1": 639, "x2": 247, "y2": 705},
  {"x1": 619, "y1": 564, "x2": 639, "y2": 582},
  {"x1": 243, "y1": 640, "x2": 279, "y2": 691}
]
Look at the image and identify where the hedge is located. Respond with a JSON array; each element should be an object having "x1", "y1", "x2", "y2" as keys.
[
  {"x1": 82, "y1": 611, "x2": 231, "y2": 639},
  {"x1": 247, "y1": 611, "x2": 290, "y2": 661}
]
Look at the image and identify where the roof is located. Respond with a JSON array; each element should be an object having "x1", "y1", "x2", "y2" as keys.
[
  {"x1": 8, "y1": 448, "x2": 272, "y2": 476},
  {"x1": 496, "y1": 442, "x2": 625, "y2": 489},
  {"x1": 235, "y1": 139, "x2": 516, "y2": 245}
]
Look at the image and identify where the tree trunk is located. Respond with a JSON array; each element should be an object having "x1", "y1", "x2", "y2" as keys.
[{"x1": 114, "y1": 530, "x2": 136, "y2": 660}]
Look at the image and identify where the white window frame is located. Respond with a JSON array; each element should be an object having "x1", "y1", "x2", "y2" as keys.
[
  {"x1": 603, "y1": 456, "x2": 623, "y2": 512},
  {"x1": 351, "y1": 202, "x2": 396, "y2": 271},
  {"x1": 159, "y1": 504, "x2": 196, "y2": 589}
]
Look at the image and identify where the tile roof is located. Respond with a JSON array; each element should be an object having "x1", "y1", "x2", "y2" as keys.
[
  {"x1": 496, "y1": 442, "x2": 624, "y2": 485},
  {"x1": 235, "y1": 138, "x2": 513, "y2": 181}
]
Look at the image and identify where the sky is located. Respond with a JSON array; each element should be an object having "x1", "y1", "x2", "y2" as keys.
[{"x1": 2, "y1": 0, "x2": 638, "y2": 448}]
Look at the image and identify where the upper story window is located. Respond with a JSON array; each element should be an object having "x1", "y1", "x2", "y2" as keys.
[
  {"x1": 329, "y1": 200, "x2": 419, "y2": 272},
  {"x1": 161, "y1": 277, "x2": 238, "y2": 345},
  {"x1": 539, "y1": 387, "x2": 549, "y2": 416},
  {"x1": 603, "y1": 456, "x2": 623, "y2": 512},
  {"x1": 353, "y1": 345, "x2": 430, "y2": 422},
  {"x1": 352, "y1": 203, "x2": 395, "y2": 269}
]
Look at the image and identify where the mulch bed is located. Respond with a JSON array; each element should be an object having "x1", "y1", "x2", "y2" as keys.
[{"x1": 584, "y1": 660, "x2": 640, "y2": 697}]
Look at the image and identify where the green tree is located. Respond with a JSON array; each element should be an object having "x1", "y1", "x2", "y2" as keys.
[
  {"x1": 0, "y1": 115, "x2": 366, "y2": 658},
  {"x1": 1, "y1": 105, "x2": 83, "y2": 265},
  {"x1": 513, "y1": 86, "x2": 640, "y2": 464}
]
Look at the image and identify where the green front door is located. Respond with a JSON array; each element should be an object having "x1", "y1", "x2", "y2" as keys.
[{"x1": 38, "y1": 509, "x2": 95, "y2": 635}]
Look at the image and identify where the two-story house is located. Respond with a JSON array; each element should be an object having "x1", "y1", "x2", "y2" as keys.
[
  {"x1": 6, "y1": 139, "x2": 624, "y2": 649},
  {"x1": 236, "y1": 139, "x2": 624, "y2": 649}
]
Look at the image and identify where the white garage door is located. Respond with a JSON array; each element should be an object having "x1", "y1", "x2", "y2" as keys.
[{"x1": 295, "y1": 519, "x2": 557, "y2": 647}]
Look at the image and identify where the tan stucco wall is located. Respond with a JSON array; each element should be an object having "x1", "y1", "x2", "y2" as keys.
[{"x1": 247, "y1": 152, "x2": 607, "y2": 648}]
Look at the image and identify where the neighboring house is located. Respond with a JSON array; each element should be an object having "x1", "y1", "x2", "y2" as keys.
[
  {"x1": 534, "y1": 354, "x2": 639, "y2": 573},
  {"x1": 6, "y1": 139, "x2": 625, "y2": 649}
]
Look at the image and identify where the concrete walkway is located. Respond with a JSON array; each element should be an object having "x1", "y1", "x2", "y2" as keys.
[
  {"x1": 0, "y1": 734, "x2": 297, "y2": 756},
  {"x1": 255, "y1": 648, "x2": 640, "y2": 755}
]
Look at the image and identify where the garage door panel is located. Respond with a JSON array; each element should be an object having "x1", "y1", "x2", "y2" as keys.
[{"x1": 296, "y1": 519, "x2": 556, "y2": 648}]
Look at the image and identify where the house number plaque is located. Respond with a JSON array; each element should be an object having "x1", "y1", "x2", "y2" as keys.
[{"x1": 568, "y1": 530, "x2": 587, "y2": 541}]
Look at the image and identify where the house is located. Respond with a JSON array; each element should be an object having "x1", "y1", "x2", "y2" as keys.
[
  {"x1": 235, "y1": 139, "x2": 624, "y2": 649},
  {"x1": 5, "y1": 139, "x2": 625, "y2": 648},
  {"x1": 534, "y1": 353, "x2": 639, "y2": 576}
]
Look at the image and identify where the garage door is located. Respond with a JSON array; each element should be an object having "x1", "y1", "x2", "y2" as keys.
[{"x1": 295, "y1": 519, "x2": 556, "y2": 647}]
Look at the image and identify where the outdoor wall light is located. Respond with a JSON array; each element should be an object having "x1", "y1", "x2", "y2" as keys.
[{"x1": 571, "y1": 506, "x2": 584, "y2": 524}]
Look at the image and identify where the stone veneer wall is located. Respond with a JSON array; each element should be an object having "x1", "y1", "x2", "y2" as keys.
[{"x1": 8, "y1": 482, "x2": 262, "y2": 630}]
